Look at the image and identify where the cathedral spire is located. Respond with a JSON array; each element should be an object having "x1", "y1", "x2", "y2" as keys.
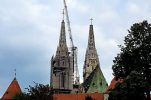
[
  {"x1": 88, "y1": 20, "x2": 96, "y2": 50},
  {"x1": 56, "y1": 17, "x2": 68, "y2": 57},
  {"x1": 83, "y1": 21, "x2": 99, "y2": 81},
  {"x1": 58, "y1": 18, "x2": 67, "y2": 48},
  {"x1": 50, "y1": 13, "x2": 73, "y2": 92},
  {"x1": 83, "y1": 21, "x2": 108, "y2": 93}
]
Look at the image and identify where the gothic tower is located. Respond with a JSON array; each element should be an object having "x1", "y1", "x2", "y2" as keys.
[
  {"x1": 83, "y1": 21, "x2": 108, "y2": 93},
  {"x1": 83, "y1": 21, "x2": 100, "y2": 81},
  {"x1": 50, "y1": 18, "x2": 73, "y2": 93}
]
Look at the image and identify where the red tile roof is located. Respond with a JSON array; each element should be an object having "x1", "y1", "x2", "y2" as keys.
[
  {"x1": 1, "y1": 78, "x2": 21, "y2": 100},
  {"x1": 106, "y1": 77, "x2": 123, "y2": 92},
  {"x1": 53, "y1": 93, "x2": 104, "y2": 100}
]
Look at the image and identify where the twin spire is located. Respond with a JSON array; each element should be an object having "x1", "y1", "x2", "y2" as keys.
[
  {"x1": 59, "y1": 8, "x2": 96, "y2": 81},
  {"x1": 54, "y1": 9, "x2": 108, "y2": 93},
  {"x1": 60, "y1": 9, "x2": 94, "y2": 49}
]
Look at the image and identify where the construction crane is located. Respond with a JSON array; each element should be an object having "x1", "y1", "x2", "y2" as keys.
[{"x1": 63, "y1": 0, "x2": 80, "y2": 85}]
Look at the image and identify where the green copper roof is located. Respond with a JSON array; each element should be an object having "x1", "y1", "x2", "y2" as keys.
[{"x1": 83, "y1": 65, "x2": 108, "y2": 93}]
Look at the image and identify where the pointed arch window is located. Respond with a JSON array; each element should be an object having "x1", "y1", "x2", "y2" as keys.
[
  {"x1": 62, "y1": 61, "x2": 64, "y2": 66},
  {"x1": 61, "y1": 73, "x2": 65, "y2": 88}
]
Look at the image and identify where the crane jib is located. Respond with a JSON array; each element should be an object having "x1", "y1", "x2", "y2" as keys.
[{"x1": 63, "y1": 0, "x2": 80, "y2": 85}]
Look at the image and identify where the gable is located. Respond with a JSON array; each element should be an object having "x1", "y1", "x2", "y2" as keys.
[{"x1": 83, "y1": 65, "x2": 108, "y2": 93}]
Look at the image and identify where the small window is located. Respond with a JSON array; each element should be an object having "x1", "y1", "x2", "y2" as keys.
[
  {"x1": 100, "y1": 81, "x2": 102, "y2": 86},
  {"x1": 62, "y1": 61, "x2": 64, "y2": 65}
]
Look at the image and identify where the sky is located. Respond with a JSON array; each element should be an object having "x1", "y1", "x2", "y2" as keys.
[{"x1": 0, "y1": 0, "x2": 151, "y2": 97}]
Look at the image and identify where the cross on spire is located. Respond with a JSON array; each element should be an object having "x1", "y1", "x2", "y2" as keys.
[
  {"x1": 62, "y1": 9, "x2": 65, "y2": 20},
  {"x1": 14, "y1": 69, "x2": 16, "y2": 79},
  {"x1": 90, "y1": 18, "x2": 93, "y2": 25}
]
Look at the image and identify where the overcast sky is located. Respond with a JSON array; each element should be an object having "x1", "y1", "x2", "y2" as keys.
[{"x1": 0, "y1": 0, "x2": 151, "y2": 97}]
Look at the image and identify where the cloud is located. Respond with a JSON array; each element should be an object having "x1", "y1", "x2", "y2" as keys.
[{"x1": 127, "y1": 3, "x2": 141, "y2": 14}]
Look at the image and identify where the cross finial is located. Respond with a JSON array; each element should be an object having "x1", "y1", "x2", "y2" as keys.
[
  {"x1": 14, "y1": 69, "x2": 16, "y2": 79},
  {"x1": 62, "y1": 9, "x2": 65, "y2": 20},
  {"x1": 90, "y1": 18, "x2": 93, "y2": 25}
]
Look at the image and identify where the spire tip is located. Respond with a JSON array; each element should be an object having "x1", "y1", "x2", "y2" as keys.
[
  {"x1": 62, "y1": 9, "x2": 65, "y2": 21},
  {"x1": 90, "y1": 18, "x2": 93, "y2": 25},
  {"x1": 14, "y1": 69, "x2": 16, "y2": 80}
]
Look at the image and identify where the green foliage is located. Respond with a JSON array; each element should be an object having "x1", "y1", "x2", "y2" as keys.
[
  {"x1": 112, "y1": 20, "x2": 151, "y2": 100},
  {"x1": 27, "y1": 83, "x2": 50, "y2": 100},
  {"x1": 12, "y1": 92, "x2": 28, "y2": 100},
  {"x1": 108, "y1": 71, "x2": 147, "y2": 100},
  {"x1": 13, "y1": 83, "x2": 51, "y2": 100},
  {"x1": 113, "y1": 20, "x2": 151, "y2": 80}
]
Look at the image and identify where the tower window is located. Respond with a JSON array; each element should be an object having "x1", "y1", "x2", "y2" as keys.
[
  {"x1": 61, "y1": 73, "x2": 65, "y2": 88},
  {"x1": 62, "y1": 61, "x2": 64, "y2": 66}
]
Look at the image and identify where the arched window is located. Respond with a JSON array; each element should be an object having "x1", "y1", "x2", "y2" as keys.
[{"x1": 61, "y1": 73, "x2": 65, "y2": 88}]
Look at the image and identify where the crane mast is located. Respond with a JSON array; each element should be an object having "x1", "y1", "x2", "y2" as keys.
[{"x1": 63, "y1": 0, "x2": 80, "y2": 85}]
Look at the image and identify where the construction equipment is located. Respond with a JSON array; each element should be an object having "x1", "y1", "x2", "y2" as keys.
[{"x1": 63, "y1": 0, "x2": 80, "y2": 85}]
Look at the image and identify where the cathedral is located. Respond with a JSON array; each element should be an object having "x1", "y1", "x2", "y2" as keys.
[{"x1": 50, "y1": 14, "x2": 108, "y2": 94}]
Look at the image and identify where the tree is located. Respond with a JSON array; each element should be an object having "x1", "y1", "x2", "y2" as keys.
[
  {"x1": 13, "y1": 83, "x2": 51, "y2": 100},
  {"x1": 12, "y1": 92, "x2": 29, "y2": 100},
  {"x1": 108, "y1": 71, "x2": 147, "y2": 100},
  {"x1": 112, "y1": 20, "x2": 151, "y2": 100}
]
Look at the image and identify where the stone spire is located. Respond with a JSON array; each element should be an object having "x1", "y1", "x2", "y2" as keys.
[
  {"x1": 88, "y1": 21, "x2": 96, "y2": 50},
  {"x1": 59, "y1": 20, "x2": 66, "y2": 47},
  {"x1": 55, "y1": 19, "x2": 68, "y2": 57},
  {"x1": 83, "y1": 21, "x2": 100, "y2": 81},
  {"x1": 58, "y1": 9, "x2": 65, "y2": 44}
]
